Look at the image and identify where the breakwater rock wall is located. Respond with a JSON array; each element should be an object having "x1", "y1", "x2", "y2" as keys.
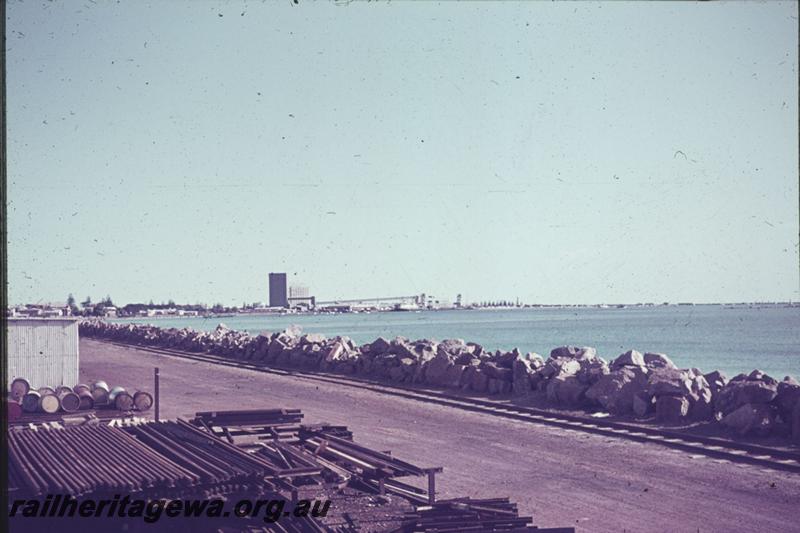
[{"x1": 79, "y1": 321, "x2": 800, "y2": 443}]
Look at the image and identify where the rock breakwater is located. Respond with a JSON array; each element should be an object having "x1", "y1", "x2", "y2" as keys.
[{"x1": 79, "y1": 321, "x2": 800, "y2": 443}]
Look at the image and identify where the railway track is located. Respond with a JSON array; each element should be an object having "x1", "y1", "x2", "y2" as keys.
[{"x1": 102, "y1": 339, "x2": 800, "y2": 474}]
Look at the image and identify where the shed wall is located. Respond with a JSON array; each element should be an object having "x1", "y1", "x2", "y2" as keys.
[{"x1": 6, "y1": 319, "x2": 80, "y2": 389}]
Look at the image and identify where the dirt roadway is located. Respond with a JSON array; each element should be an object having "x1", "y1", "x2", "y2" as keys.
[{"x1": 79, "y1": 339, "x2": 800, "y2": 533}]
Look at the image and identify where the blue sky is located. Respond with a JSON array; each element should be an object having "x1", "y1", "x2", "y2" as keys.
[{"x1": 6, "y1": 1, "x2": 799, "y2": 306}]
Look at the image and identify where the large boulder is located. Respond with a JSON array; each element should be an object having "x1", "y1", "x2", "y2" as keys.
[
  {"x1": 266, "y1": 338, "x2": 289, "y2": 362},
  {"x1": 411, "y1": 340, "x2": 438, "y2": 363},
  {"x1": 703, "y1": 370, "x2": 728, "y2": 394},
  {"x1": 442, "y1": 364, "x2": 467, "y2": 388},
  {"x1": 643, "y1": 352, "x2": 677, "y2": 370},
  {"x1": 633, "y1": 392, "x2": 654, "y2": 417},
  {"x1": 715, "y1": 378, "x2": 779, "y2": 416},
  {"x1": 481, "y1": 361, "x2": 513, "y2": 381},
  {"x1": 655, "y1": 395, "x2": 690, "y2": 423},
  {"x1": 300, "y1": 333, "x2": 326, "y2": 345},
  {"x1": 540, "y1": 358, "x2": 581, "y2": 380},
  {"x1": 388, "y1": 365, "x2": 406, "y2": 382},
  {"x1": 512, "y1": 358, "x2": 534, "y2": 396},
  {"x1": 466, "y1": 342, "x2": 483, "y2": 357},
  {"x1": 747, "y1": 369, "x2": 778, "y2": 386},
  {"x1": 792, "y1": 401, "x2": 800, "y2": 444},
  {"x1": 646, "y1": 368, "x2": 693, "y2": 397},
  {"x1": 488, "y1": 378, "x2": 511, "y2": 395},
  {"x1": 576, "y1": 358, "x2": 610, "y2": 385},
  {"x1": 494, "y1": 348, "x2": 523, "y2": 368},
  {"x1": 527, "y1": 353, "x2": 545, "y2": 370},
  {"x1": 369, "y1": 337, "x2": 392, "y2": 355},
  {"x1": 423, "y1": 354, "x2": 452, "y2": 385},
  {"x1": 546, "y1": 375, "x2": 589, "y2": 407},
  {"x1": 774, "y1": 377, "x2": 800, "y2": 422},
  {"x1": 549, "y1": 346, "x2": 597, "y2": 360},
  {"x1": 438, "y1": 339, "x2": 468, "y2": 356},
  {"x1": 721, "y1": 403, "x2": 777, "y2": 436},
  {"x1": 469, "y1": 368, "x2": 489, "y2": 392},
  {"x1": 610, "y1": 350, "x2": 645, "y2": 371},
  {"x1": 688, "y1": 375, "x2": 714, "y2": 421},
  {"x1": 585, "y1": 366, "x2": 649, "y2": 414}
]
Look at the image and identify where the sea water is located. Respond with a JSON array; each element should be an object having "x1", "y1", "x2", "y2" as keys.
[{"x1": 113, "y1": 305, "x2": 800, "y2": 379}]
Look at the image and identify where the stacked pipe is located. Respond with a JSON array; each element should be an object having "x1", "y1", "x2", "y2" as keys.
[{"x1": 7, "y1": 377, "x2": 154, "y2": 421}]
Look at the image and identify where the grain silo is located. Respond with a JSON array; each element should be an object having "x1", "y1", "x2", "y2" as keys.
[{"x1": 6, "y1": 318, "x2": 80, "y2": 390}]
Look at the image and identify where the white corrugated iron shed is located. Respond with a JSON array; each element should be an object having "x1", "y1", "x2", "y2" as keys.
[{"x1": 6, "y1": 318, "x2": 80, "y2": 389}]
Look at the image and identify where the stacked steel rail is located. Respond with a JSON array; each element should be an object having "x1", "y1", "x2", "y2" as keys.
[
  {"x1": 392, "y1": 498, "x2": 574, "y2": 533},
  {"x1": 9, "y1": 408, "x2": 576, "y2": 531},
  {"x1": 8, "y1": 423, "x2": 198, "y2": 497}
]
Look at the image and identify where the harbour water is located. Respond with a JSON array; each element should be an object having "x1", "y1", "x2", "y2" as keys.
[{"x1": 113, "y1": 305, "x2": 800, "y2": 379}]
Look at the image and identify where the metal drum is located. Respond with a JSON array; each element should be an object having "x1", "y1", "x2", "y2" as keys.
[
  {"x1": 109, "y1": 386, "x2": 134, "y2": 411},
  {"x1": 58, "y1": 391, "x2": 81, "y2": 413},
  {"x1": 133, "y1": 391, "x2": 153, "y2": 411},
  {"x1": 73, "y1": 384, "x2": 91, "y2": 395},
  {"x1": 92, "y1": 382, "x2": 110, "y2": 406},
  {"x1": 38, "y1": 386, "x2": 56, "y2": 396},
  {"x1": 10, "y1": 378, "x2": 30, "y2": 400},
  {"x1": 39, "y1": 394, "x2": 60, "y2": 414},
  {"x1": 7, "y1": 398, "x2": 22, "y2": 421},
  {"x1": 77, "y1": 390, "x2": 95, "y2": 410},
  {"x1": 21, "y1": 391, "x2": 41, "y2": 413},
  {"x1": 55, "y1": 386, "x2": 73, "y2": 396}
]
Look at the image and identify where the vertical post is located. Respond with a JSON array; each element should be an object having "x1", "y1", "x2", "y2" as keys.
[
  {"x1": 379, "y1": 478, "x2": 385, "y2": 495},
  {"x1": 427, "y1": 470, "x2": 435, "y2": 505},
  {"x1": 154, "y1": 367, "x2": 160, "y2": 421}
]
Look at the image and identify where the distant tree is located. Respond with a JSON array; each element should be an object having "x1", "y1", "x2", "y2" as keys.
[
  {"x1": 148, "y1": 299, "x2": 155, "y2": 307},
  {"x1": 167, "y1": 299, "x2": 176, "y2": 307},
  {"x1": 66, "y1": 294, "x2": 79, "y2": 316},
  {"x1": 81, "y1": 296, "x2": 92, "y2": 307},
  {"x1": 211, "y1": 303, "x2": 224, "y2": 314}
]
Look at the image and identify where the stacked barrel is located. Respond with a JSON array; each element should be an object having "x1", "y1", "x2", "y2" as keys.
[{"x1": 7, "y1": 377, "x2": 154, "y2": 421}]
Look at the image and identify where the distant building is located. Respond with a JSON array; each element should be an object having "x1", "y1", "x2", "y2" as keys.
[
  {"x1": 288, "y1": 285, "x2": 314, "y2": 309},
  {"x1": 269, "y1": 273, "x2": 288, "y2": 308},
  {"x1": 289, "y1": 285, "x2": 309, "y2": 299}
]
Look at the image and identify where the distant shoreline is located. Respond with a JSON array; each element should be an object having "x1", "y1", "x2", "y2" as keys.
[{"x1": 107, "y1": 301, "x2": 800, "y2": 321}]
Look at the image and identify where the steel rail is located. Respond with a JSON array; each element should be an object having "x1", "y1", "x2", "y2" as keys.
[{"x1": 102, "y1": 340, "x2": 800, "y2": 474}]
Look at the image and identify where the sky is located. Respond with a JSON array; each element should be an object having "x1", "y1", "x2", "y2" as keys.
[{"x1": 5, "y1": 1, "x2": 799, "y2": 306}]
